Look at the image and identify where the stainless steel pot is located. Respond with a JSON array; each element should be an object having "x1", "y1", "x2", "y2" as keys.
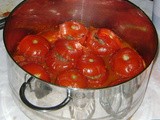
[{"x1": 3, "y1": 0, "x2": 158, "y2": 120}]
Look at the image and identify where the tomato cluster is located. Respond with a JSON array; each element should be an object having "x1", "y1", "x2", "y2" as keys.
[{"x1": 13, "y1": 21, "x2": 146, "y2": 88}]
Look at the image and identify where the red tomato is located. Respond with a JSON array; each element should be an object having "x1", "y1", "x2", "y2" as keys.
[
  {"x1": 109, "y1": 47, "x2": 146, "y2": 80},
  {"x1": 56, "y1": 69, "x2": 88, "y2": 88},
  {"x1": 54, "y1": 39, "x2": 83, "y2": 61},
  {"x1": 86, "y1": 28, "x2": 122, "y2": 57},
  {"x1": 17, "y1": 35, "x2": 50, "y2": 58},
  {"x1": 87, "y1": 72, "x2": 109, "y2": 88},
  {"x1": 77, "y1": 52, "x2": 106, "y2": 78},
  {"x1": 39, "y1": 30, "x2": 60, "y2": 45},
  {"x1": 12, "y1": 21, "x2": 147, "y2": 89},
  {"x1": 59, "y1": 21, "x2": 88, "y2": 44},
  {"x1": 22, "y1": 63, "x2": 50, "y2": 82},
  {"x1": 45, "y1": 49, "x2": 75, "y2": 73}
]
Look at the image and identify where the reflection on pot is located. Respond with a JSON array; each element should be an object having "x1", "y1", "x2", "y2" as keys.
[
  {"x1": 19, "y1": 75, "x2": 71, "y2": 111},
  {"x1": 99, "y1": 67, "x2": 151, "y2": 120},
  {"x1": 100, "y1": 84, "x2": 133, "y2": 119},
  {"x1": 69, "y1": 91, "x2": 95, "y2": 119}
]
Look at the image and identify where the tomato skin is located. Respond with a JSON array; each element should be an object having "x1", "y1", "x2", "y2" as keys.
[
  {"x1": 86, "y1": 28, "x2": 122, "y2": 57},
  {"x1": 39, "y1": 30, "x2": 60, "y2": 45},
  {"x1": 109, "y1": 47, "x2": 145, "y2": 79},
  {"x1": 56, "y1": 69, "x2": 88, "y2": 88},
  {"x1": 54, "y1": 39, "x2": 83, "y2": 61},
  {"x1": 87, "y1": 72, "x2": 109, "y2": 88},
  {"x1": 45, "y1": 49, "x2": 75, "y2": 73},
  {"x1": 22, "y1": 63, "x2": 50, "y2": 82},
  {"x1": 17, "y1": 35, "x2": 50, "y2": 58},
  {"x1": 59, "y1": 21, "x2": 88, "y2": 44},
  {"x1": 77, "y1": 52, "x2": 106, "y2": 78}
]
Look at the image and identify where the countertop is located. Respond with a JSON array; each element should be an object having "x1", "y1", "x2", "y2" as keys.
[{"x1": 0, "y1": 0, "x2": 160, "y2": 120}]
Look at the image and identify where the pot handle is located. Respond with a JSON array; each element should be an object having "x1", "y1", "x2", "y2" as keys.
[
  {"x1": 19, "y1": 77, "x2": 72, "y2": 111},
  {"x1": 0, "y1": 17, "x2": 6, "y2": 30}
]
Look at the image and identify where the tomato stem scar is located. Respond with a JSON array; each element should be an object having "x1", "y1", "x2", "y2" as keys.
[
  {"x1": 33, "y1": 39, "x2": 38, "y2": 44},
  {"x1": 123, "y1": 54, "x2": 130, "y2": 61}
]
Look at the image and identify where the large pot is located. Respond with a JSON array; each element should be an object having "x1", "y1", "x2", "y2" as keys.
[{"x1": 3, "y1": 0, "x2": 158, "y2": 120}]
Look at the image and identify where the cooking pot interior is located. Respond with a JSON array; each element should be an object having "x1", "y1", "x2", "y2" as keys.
[{"x1": 4, "y1": 0, "x2": 158, "y2": 67}]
